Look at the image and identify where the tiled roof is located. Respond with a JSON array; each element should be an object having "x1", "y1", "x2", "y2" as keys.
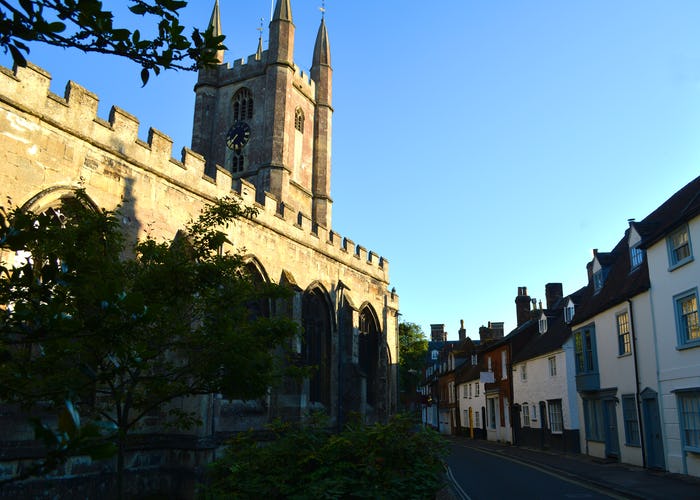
[
  {"x1": 637, "y1": 175, "x2": 700, "y2": 249},
  {"x1": 571, "y1": 175, "x2": 700, "y2": 325},
  {"x1": 572, "y1": 235, "x2": 650, "y2": 325},
  {"x1": 512, "y1": 287, "x2": 587, "y2": 363}
]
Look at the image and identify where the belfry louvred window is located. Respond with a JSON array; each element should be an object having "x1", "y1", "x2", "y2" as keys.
[{"x1": 233, "y1": 88, "x2": 253, "y2": 121}]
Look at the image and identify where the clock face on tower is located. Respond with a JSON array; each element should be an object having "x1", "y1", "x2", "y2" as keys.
[{"x1": 226, "y1": 121, "x2": 251, "y2": 151}]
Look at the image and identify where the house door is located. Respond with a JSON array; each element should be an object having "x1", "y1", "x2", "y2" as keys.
[
  {"x1": 642, "y1": 392, "x2": 665, "y2": 469},
  {"x1": 604, "y1": 399, "x2": 620, "y2": 459},
  {"x1": 512, "y1": 404, "x2": 521, "y2": 445}
]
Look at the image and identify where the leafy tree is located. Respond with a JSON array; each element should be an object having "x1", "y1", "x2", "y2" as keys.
[
  {"x1": 399, "y1": 322, "x2": 428, "y2": 408},
  {"x1": 0, "y1": 191, "x2": 297, "y2": 496},
  {"x1": 0, "y1": 0, "x2": 225, "y2": 84},
  {"x1": 205, "y1": 414, "x2": 449, "y2": 499}
]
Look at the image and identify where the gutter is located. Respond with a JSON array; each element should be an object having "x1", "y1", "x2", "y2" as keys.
[{"x1": 628, "y1": 298, "x2": 646, "y2": 468}]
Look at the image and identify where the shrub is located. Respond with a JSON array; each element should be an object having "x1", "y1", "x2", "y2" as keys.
[{"x1": 203, "y1": 414, "x2": 448, "y2": 499}]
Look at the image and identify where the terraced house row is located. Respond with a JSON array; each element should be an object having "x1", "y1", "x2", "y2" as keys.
[{"x1": 421, "y1": 174, "x2": 700, "y2": 478}]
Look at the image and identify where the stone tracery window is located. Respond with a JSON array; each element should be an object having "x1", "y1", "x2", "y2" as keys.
[
  {"x1": 294, "y1": 108, "x2": 304, "y2": 133},
  {"x1": 232, "y1": 88, "x2": 253, "y2": 122}
]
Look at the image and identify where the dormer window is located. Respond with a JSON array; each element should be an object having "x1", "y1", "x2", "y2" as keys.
[
  {"x1": 431, "y1": 350, "x2": 438, "y2": 361},
  {"x1": 538, "y1": 313, "x2": 548, "y2": 334},
  {"x1": 593, "y1": 269, "x2": 608, "y2": 294},
  {"x1": 630, "y1": 245, "x2": 644, "y2": 270},
  {"x1": 564, "y1": 298, "x2": 575, "y2": 324},
  {"x1": 471, "y1": 353, "x2": 477, "y2": 366},
  {"x1": 667, "y1": 224, "x2": 693, "y2": 269}
]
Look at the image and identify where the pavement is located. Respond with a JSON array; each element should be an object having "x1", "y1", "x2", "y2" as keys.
[{"x1": 446, "y1": 435, "x2": 700, "y2": 499}]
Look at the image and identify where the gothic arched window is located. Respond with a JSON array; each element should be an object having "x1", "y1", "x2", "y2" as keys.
[
  {"x1": 294, "y1": 108, "x2": 304, "y2": 133},
  {"x1": 359, "y1": 307, "x2": 380, "y2": 407},
  {"x1": 302, "y1": 288, "x2": 332, "y2": 407},
  {"x1": 232, "y1": 88, "x2": 253, "y2": 122}
]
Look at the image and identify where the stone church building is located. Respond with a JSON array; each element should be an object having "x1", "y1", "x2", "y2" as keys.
[{"x1": 0, "y1": 0, "x2": 398, "y2": 491}]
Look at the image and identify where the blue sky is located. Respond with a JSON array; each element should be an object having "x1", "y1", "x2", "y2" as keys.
[{"x1": 4, "y1": 1, "x2": 700, "y2": 340}]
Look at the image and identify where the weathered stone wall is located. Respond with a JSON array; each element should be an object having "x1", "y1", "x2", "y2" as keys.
[{"x1": 0, "y1": 60, "x2": 399, "y2": 495}]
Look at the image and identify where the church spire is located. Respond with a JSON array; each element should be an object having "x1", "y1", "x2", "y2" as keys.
[
  {"x1": 311, "y1": 11, "x2": 333, "y2": 227},
  {"x1": 312, "y1": 16, "x2": 331, "y2": 67},
  {"x1": 268, "y1": 0, "x2": 294, "y2": 63},
  {"x1": 272, "y1": 0, "x2": 292, "y2": 22},
  {"x1": 207, "y1": 0, "x2": 225, "y2": 64},
  {"x1": 255, "y1": 17, "x2": 264, "y2": 61}
]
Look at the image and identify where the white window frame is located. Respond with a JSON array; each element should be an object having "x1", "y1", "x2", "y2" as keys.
[
  {"x1": 630, "y1": 245, "x2": 644, "y2": 270},
  {"x1": 522, "y1": 403, "x2": 530, "y2": 427},
  {"x1": 622, "y1": 394, "x2": 640, "y2": 446},
  {"x1": 674, "y1": 288, "x2": 700, "y2": 349},
  {"x1": 548, "y1": 400, "x2": 563, "y2": 434},
  {"x1": 531, "y1": 404, "x2": 537, "y2": 421},
  {"x1": 501, "y1": 351, "x2": 507, "y2": 380},
  {"x1": 520, "y1": 363, "x2": 527, "y2": 381},
  {"x1": 475, "y1": 383, "x2": 480, "y2": 398},
  {"x1": 564, "y1": 299, "x2": 575, "y2": 324},
  {"x1": 678, "y1": 390, "x2": 700, "y2": 453},
  {"x1": 617, "y1": 311, "x2": 632, "y2": 355},
  {"x1": 548, "y1": 356, "x2": 557, "y2": 377},
  {"x1": 667, "y1": 224, "x2": 693, "y2": 269},
  {"x1": 487, "y1": 397, "x2": 497, "y2": 429}
]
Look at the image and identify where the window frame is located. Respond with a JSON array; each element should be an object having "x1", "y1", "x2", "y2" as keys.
[
  {"x1": 548, "y1": 399, "x2": 563, "y2": 434},
  {"x1": 232, "y1": 87, "x2": 254, "y2": 122},
  {"x1": 564, "y1": 299, "x2": 575, "y2": 324},
  {"x1": 574, "y1": 325, "x2": 598, "y2": 375},
  {"x1": 520, "y1": 363, "x2": 527, "y2": 382},
  {"x1": 630, "y1": 245, "x2": 644, "y2": 270},
  {"x1": 583, "y1": 398, "x2": 605, "y2": 442},
  {"x1": 622, "y1": 394, "x2": 640, "y2": 447},
  {"x1": 593, "y1": 269, "x2": 607, "y2": 293},
  {"x1": 677, "y1": 390, "x2": 700, "y2": 453},
  {"x1": 548, "y1": 356, "x2": 557, "y2": 377},
  {"x1": 674, "y1": 288, "x2": 700, "y2": 349},
  {"x1": 487, "y1": 397, "x2": 497, "y2": 429},
  {"x1": 522, "y1": 403, "x2": 530, "y2": 427},
  {"x1": 667, "y1": 224, "x2": 693, "y2": 270},
  {"x1": 617, "y1": 311, "x2": 632, "y2": 356},
  {"x1": 294, "y1": 107, "x2": 305, "y2": 133}
]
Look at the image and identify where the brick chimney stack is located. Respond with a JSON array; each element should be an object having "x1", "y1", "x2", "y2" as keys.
[
  {"x1": 515, "y1": 286, "x2": 531, "y2": 326},
  {"x1": 458, "y1": 319, "x2": 466, "y2": 342},
  {"x1": 489, "y1": 321, "x2": 504, "y2": 339},
  {"x1": 545, "y1": 283, "x2": 563, "y2": 310},
  {"x1": 430, "y1": 324, "x2": 447, "y2": 342}
]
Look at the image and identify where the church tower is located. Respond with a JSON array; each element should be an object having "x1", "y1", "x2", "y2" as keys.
[{"x1": 191, "y1": 0, "x2": 334, "y2": 227}]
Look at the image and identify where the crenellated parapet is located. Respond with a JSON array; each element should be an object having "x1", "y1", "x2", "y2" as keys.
[
  {"x1": 196, "y1": 50, "x2": 316, "y2": 100},
  {"x1": 0, "y1": 61, "x2": 386, "y2": 282}
]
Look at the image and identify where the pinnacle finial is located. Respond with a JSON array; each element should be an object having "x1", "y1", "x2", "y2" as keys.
[
  {"x1": 272, "y1": 0, "x2": 292, "y2": 22},
  {"x1": 208, "y1": 0, "x2": 224, "y2": 63},
  {"x1": 319, "y1": 0, "x2": 326, "y2": 18},
  {"x1": 256, "y1": 17, "x2": 264, "y2": 60},
  {"x1": 312, "y1": 13, "x2": 331, "y2": 67}
]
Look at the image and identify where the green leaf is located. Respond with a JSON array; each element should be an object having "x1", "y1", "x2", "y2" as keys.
[
  {"x1": 46, "y1": 22, "x2": 66, "y2": 33},
  {"x1": 140, "y1": 67, "x2": 150, "y2": 86},
  {"x1": 8, "y1": 44, "x2": 27, "y2": 68}
]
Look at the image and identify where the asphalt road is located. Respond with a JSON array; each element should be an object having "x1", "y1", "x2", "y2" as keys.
[{"x1": 447, "y1": 441, "x2": 623, "y2": 500}]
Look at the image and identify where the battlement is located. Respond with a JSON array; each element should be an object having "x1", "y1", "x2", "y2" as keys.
[{"x1": 0, "y1": 61, "x2": 386, "y2": 281}]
